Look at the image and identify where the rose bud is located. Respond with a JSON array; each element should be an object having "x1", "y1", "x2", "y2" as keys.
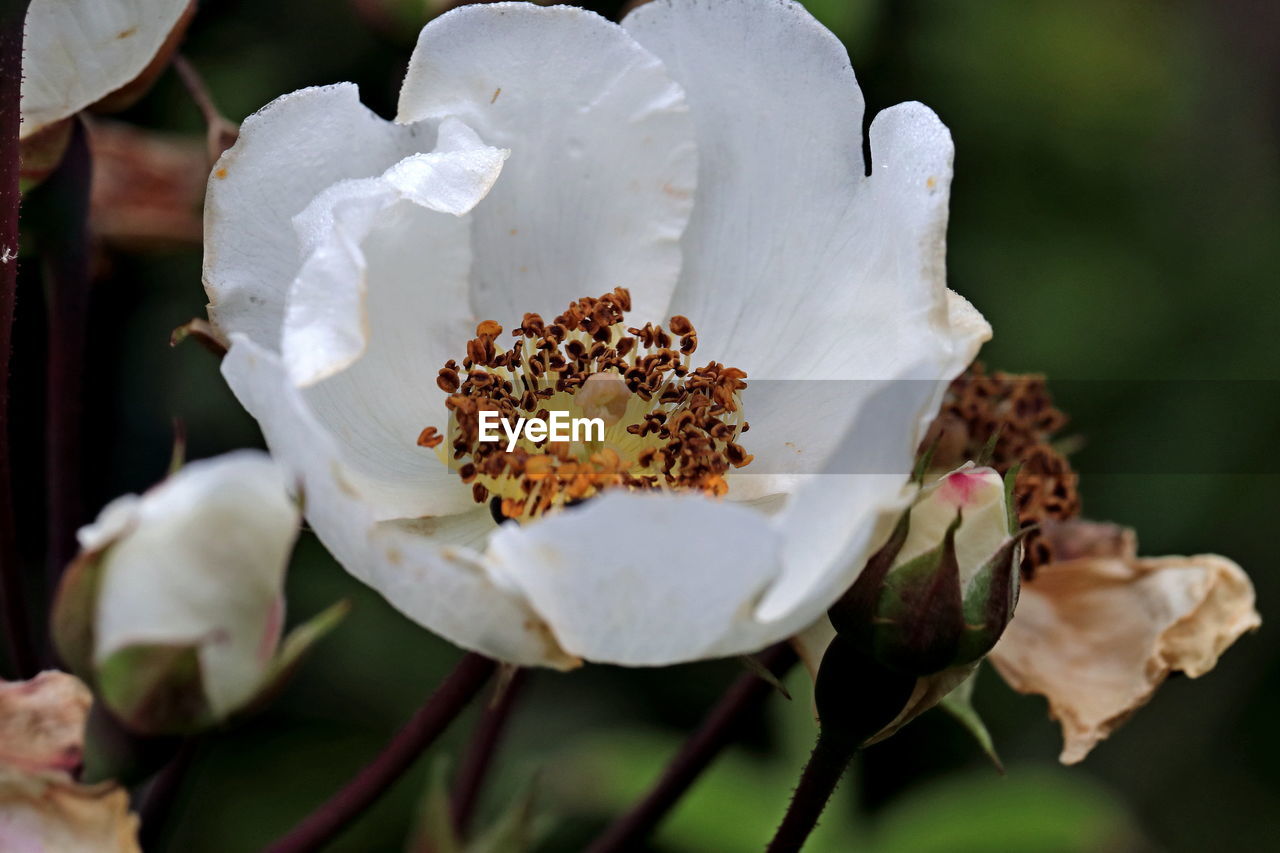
[
  {"x1": 52, "y1": 451, "x2": 346, "y2": 735},
  {"x1": 828, "y1": 464, "x2": 1021, "y2": 676}
]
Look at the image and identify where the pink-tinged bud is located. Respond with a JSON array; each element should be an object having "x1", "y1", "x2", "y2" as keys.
[
  {"x1": 829, "y1": 464, "x2": 1021, "y2": 676},
  {"x1": 51, "y1": 452, "x2": 345, "y2": 735}
]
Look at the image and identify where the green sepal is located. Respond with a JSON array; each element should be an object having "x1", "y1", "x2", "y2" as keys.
[
  {"x1": 235, "y1": 599, "x2": 351, "y2": 720},
  {"x1": 912, "y1": 434, "x2": 941, "y2": 486},
  {"x1": 739, "y1": 654, "x2": 791, "y2": 699},
  {"x1": 953, "y1": 532, "x2": 1026, "y2": 664},
  {"x1": 96, "y1": 643, "x2": 215, "y2": 736},
  {"x1": 860, "y1": 511, "x2": 966, "y2": 675},
  {"x1": 828, "y1": 507, "x2": 912, "y2": 637},
  {"x1": 50, "y1": 550, "x2": 107, "y2": 679},
  {"x1": 1002, "y1": 462, "x2": 1022, "y2": 535},
  {"x1": 976, "y1": 426, "x2": 1003, "y2": 467},
  {"x1": 939, "y1": 666, "x2": 1004, "y2": 773}
]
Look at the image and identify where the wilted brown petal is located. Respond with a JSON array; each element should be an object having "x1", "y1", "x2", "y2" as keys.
[
  {"x1": 0, "y1": 671, "x2": 92, "y2": 776},
  {"x1": 0, "y1": 767, "x2": 140, "y2": 853},
  {"x1": 990, "y1": 552, "x2": 1260, "y2": 764},
  {"x1": 88, "y1": 120, "x2": 206, "y2": 249}
]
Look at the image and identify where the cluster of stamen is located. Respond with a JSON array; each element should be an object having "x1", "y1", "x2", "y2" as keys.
[
  {"x1": 923, "y1": 363, "x2": 1081, "y2": 574},
  {"x1": 417, "y1": 289, "x2": 752, "y2": 521}
]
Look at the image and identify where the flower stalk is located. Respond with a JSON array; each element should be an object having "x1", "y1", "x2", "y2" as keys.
[
  {"x1": 451, "y1": 667, "x2": 528, "y2": 839},
  {"x1": 765, "y1": 731, "x2": 859, "y2": 853},
  {"x1": 0, "y1": 0, "x2": 37, "y2": 678},
  {"x1": 37, "y1": 117, "x2": 92, "y2": 597},
  {"x1": 265, "y1": 652, "x2": 497, "y2": 853},
  {"x1": 587, "y1": 643, "x2": 798, "y2": 853}
]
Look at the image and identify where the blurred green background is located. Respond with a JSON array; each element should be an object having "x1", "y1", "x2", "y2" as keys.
[{"x1": 12, "y1": 0, "x2": 1280, "y2": 850}]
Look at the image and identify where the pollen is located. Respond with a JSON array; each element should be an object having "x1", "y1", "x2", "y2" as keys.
[{"x1": 419, "y1": 288, "x2": 753, "y2": 521}]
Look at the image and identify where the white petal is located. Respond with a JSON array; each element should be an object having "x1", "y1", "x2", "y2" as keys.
[
  {"x1": 759, "y1": 368, "x2": 947, "y2": 624},
  {"x1": 290, "y1": 195, "x2": 479, "y2": 520},
  {"x1": 624, "y1": 0, "x2": 988, "y2": 380},
  {"x1": 222, "y1": 337, "x2": 577, "y2": 669},
  {"x1": 484, "y1": 491, "x2": 786, "y2": 665},
  {"x1": 204, "y1": 84, "x2": 442, "y2": 350},
  {"x1": 398, "y1": 2, "x2": 697, "y2": 326},
  {"x1": 92, "y1": 452, "x2": 299, "y2": 716},
  {"x1": 282, "y1": 120, "x2": 507, "y2": 386},
  {"x1": 21, "y1": 0, "x2": 191, "y2": 138}
]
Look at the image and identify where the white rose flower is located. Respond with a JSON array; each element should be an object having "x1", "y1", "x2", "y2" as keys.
[
  {"x1": 52, "y1": 451, "x2": 341, "y2": 734},
  {"x1": 21, "y1": 0, "x2": 194, "y2": 139},
  {"x1": 203, "y1": 0, "x2": 990, "y2": 669}
]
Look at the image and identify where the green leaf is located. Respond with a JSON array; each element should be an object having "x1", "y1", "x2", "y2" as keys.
[{"x1": 938, "y1": 667, "x2": 1003, "y2": 773}]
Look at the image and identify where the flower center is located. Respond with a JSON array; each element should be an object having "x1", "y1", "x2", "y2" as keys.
[{"x1": 417, "y1": 288, "x2": 753, "y2": 522}]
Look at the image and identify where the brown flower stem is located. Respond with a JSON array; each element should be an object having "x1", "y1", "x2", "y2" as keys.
[
  {"x1": 765, "y1": 731, "x2": 858, "y2": 853},
  {"x1": 38, "y1": 118, "x2": 91, "y2": 602},
  {"x1": 170, "y1": 54, "x2": 238, "y2": 165},
  {"x1": 451, "y1": 667, "x2": 528, "y2": 838},
  {"x1": 265, "y1": 652, "x2": 498, "y2": 853},
  {"x1": 0, "y1": 0, "x2": 37, "y2": 679},
  {"x1": 586, "y1": 643, "x2": 798, "y2": 853}
]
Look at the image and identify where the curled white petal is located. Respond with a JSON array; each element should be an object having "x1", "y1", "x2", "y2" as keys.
[
  {"x1": 399, "y1": 2, "x2": 697, "y2": 327},
  {"x1": 282, "y1": 119, "x2": 508, "y2": 387}
]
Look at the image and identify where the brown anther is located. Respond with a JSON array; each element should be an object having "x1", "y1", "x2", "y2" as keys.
[
  {"x1": 420, "y1": 289, "x2": 751, "y2": 522},
  {"x1": 668, "y1": 315, "x2": 693, "y2": 336},
  {"x1": 923, "y1": 364, "x2": 1080, "y2": 575},
  {"x1": 436, "y1": 368, "x2": 460, "y2": 393},
  {"x1": 417, "y1": 426, "x2": 444, "y2": 448}
]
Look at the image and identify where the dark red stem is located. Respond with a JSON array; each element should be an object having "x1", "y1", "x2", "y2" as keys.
[
  {"x1": 40, "y1": 117, "x2": 91, "y2": 600},
  {"x1": 586, "y1": 643, "x2": 798, "y2": 853},
  {"x1": 0, "y1": 0, "x2": 37, "y2": 678},
  {"x1": 451, "y1": 667, "x2": 528, "y2": 838},
  {"x1": 265, "y1": 652, "x2": 497, "y2": 853},
  {"x1": 765, "y1": 731, "x2": 858, "y2": 853}
]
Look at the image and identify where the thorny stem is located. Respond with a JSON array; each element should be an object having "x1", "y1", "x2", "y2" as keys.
[
  {"x1": 0, "y1": 0, "x2": 37, "y2": 678},
  {"x1": 265, "y1": 653, "x2": 497, "y2": 853},
  {"x1": 586, "y1": 643, "x2": 798, "y2": 853},
  {"x1": 40, "y1": 117, "x2": 91, "y2": 603},
  {"x1": 451, "y1": 667, "x2": 528, "y2": 839},
  {"x1": 765, "y1": 731, "x2": 859, "y2": 853}
]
